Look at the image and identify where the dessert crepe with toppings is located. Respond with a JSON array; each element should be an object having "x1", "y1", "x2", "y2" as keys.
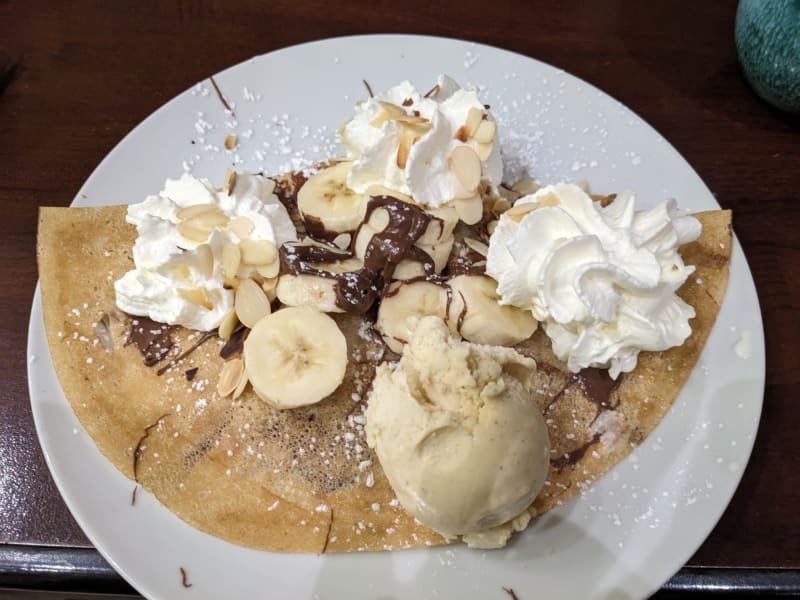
[{"x1": 36, "y1": 189, "x2": 731, "y2": 553}]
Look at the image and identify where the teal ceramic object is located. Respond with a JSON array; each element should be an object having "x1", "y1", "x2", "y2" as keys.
[{"x1": 735, "y1": 0, "x2": 800, "y2": 114}]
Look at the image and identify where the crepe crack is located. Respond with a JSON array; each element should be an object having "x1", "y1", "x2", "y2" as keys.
[
  {"x1": 321, "y1": 508, "x2": 334, "y2": 554},
  {"x1": 133, "y1": 412, "x2": 172, "y2": 482}
]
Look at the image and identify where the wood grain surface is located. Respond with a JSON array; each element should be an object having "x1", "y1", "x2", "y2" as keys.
[{"x1": 1, "y1": 0, "x2": 798, "y2": 574}]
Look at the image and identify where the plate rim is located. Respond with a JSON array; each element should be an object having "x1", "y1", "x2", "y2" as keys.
[{"x1": 27, "y1": 33, "x2": 766, "y2": 600}]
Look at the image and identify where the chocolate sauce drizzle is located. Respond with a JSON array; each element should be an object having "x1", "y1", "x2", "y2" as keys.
[
  {"x1": 280, "y1": 195, "x2": 439, "y2": 314},
  {"x1": 180, "y1": 567, "x2": 193, "y2": 588},
  {"x1": 125, "y1": 317, "x2": 177, "y2": 366},
  {"x1": 547, "y1": 368, "x2": 624, "y2": 469},
  {"x1": 220, "y1": 326, "x2": 249, "y2": 359}
]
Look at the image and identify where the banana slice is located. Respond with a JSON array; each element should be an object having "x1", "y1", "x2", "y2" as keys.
[
  {"x1": 446, "y1": 275, "x2": 538, "y2": 346},
  {"x1": 376, "y1": 280, "x2": 449, "y2": 354},
  {"x1": 417, "y1": 205, "x2": 459, "y2": 245},
  {"x1": 276, "y1": 274, "x2": 342, "y2": 313},
  {"x1": 392, "y1": 235, "x2": 454, "y2": 280},
  {"x1": 297, "y1": 161, "x2": 367, "y2": 233},
  {"x1": 243, "y1": 306, "x2": 348, "y2": 409}
]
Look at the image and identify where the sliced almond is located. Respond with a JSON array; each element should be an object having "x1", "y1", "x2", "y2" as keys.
[
  {"x1": 464, "y1": 107, "x2": 484, "y2": 137},
  {"x1": 367, "y1": 207, "x2": 391, "y2": 232},
  {"x1": 575, "y1": 179, "x2": 590, "y2": 192},
  {"x1": 473, "y1": 119, "x2": 496, "y2": 144},
  {"x1": 176, "y1": 203, "x2": 216, "y2": 220},
  {"x1": 454, "y1": 193, "x2": 483, "y2": 225},
  {"x1": 464, "y1": 237, "x2": 489, "y2": 257},
  {"x1": 224, "y1": 134, "x2": 238, "y2": 150},
  {"x1": 235, "y1": 278, "x2": 272, "y2": 328},
  {"x1": 217, "y1": 358, "x2": 244, "y2": 397},
  {"x1": 370, "y1": 101, "x2": 407, "y2": 127},
  {"x1": 239, "y1": 239, "x2": 278, "y2": 266},
  {"x1": 505, "y1": 203, "x2": 537, "y2": 222},
  {"x1": 94, "y1": 314, "x2": 113, "y2": 352},
  {"x1": 256, "y1": 260, "x2": 280, "y2": 279},
  {"x1": 487, "y1": 219, "x2": 498, "y2": 235},
  {"x1": 474, "y1": 141, "x2": 493, "y2": 162},
  {"x1": 221, "y1": 243, "x2": 241, "y2": 279},
  {"x1": 218, "y1": 310, "x2": 239, "y2": 340},
  {"x1": 332, "y1": 233, "x2": 351, "y2": 250},
  {"x1": 191, "y1": 209, "x2": 229, "y2": 230},
  {"x1": 179, "y1": 287, "x2": 213, "y2": 310},
  {"x1": 228, "y1": 216, "x2": 254, "y2": 240},
  {"x1": 395, "y1": 124, "x2": 422, "y2": 170},
  {"x1": 177, "y1": 220, "x2": 211, "y2": 243},
  {"x1": 395, "y1": 114, "x2": 430, "y2": 127},
  {"x1": 492, "y1": 197, "x2": 512, "y2": 214},
  {"x1": 232, "y1": 367, "x2": 249, "y2": 400},
  {"x1": 538, "y1": 192, "x2": 560, "y2": 207},
  {"x1": 223, "y1": 169, "x2": 238, "y2": 195},
  {"x1": 261, "y1": 276, "x2": 279, "y2": 293},
  {"x1": 262, "y1": 277, "x2": 279, "y2": 302},
  {"x1": 511, "y1": 179, "x2": 540, "y2": 196},
  {"x1": 449, "y1": 145, "x2": 482, "y2": 195},
  {"x1": 195, "y1": 243, "x2": 214, "y2": 279}
]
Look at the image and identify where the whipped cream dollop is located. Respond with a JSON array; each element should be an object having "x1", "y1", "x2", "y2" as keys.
[
  {"x1": 115, "y1": 173, "x2": 296, "y2": 331},
  {"x1": 337, "y1": 74, "x2": 503, "y2": 208},
  {"x1": 365, "y1": 316, "x2": 549, "y2": 546},
  {"x1": 486, "y1": 183, "x2": 701, "y2": 378}
]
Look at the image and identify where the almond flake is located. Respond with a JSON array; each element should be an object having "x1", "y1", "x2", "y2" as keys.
[
  {"x1": 228, "y1": 216, "x2": 255, "y2": 240},
  {"x1": 464, "y1": 107, "x2": 484, "y2": 137},
  {"x1": 217, "y1": 358, "x2": 244, "y2": 397},
  {"x1": 449, "y1": 146, "x2": 482, "y2": 195},
  {"x1": 177, "y1": 220, "x2": 210, "y2": 243},
  {"x1": 223, "y1": 169, "x2": 238, "y2": 195},
  {"x1": 195, "y1": 243, "x2": 214, "y2": 279},
  {"x1": 332, "y1": 233, "x2": 351, "y2": 250},
  {"x1": 235, "y1": 278, "x2": 271, "y2": 328},
  {"x1": 464, "y1": 237, "x2": 489, "y2": 257},
  {"x1": 224, "y1": 134, "x2": 238, "y2": 150},
  {"x1": 511, "y1": 179, "x2": 540, "y2": 196},
  {"x1": 473, "y1": 120, "x2": 496, "y2": 144},
  {"x1": 239, "y1": 239, "x2": 278, "y2": 266},
  {"x1": 454, "y1": 194, "x2": 483, "y2": 225},
  {"x1": 255, "y1": 260, "x2": 280, "y2": 279},
  {"x1": 176, "y1": 203, "x2": 216, "y2": 220},
  {"x1": 218, "y1": 310, "x2": 239, "y2": 340},
  {"x1": 221, "y1": 243, "x2": 241, "y2": 278},
  {"x1": 505, "y1": 203, "x2": 537, "y2": 222},
  {"x1": 368, "y1": 208, "x2": 391, "y2": 232},
  {"x1": 95, "y1": 313, "x2": 113, "y2": 352},
  {"x1": 474, "y1": 141, "x2": 493, "y2": 162},
  {"x1": 232, "y1": 367, "x2": 249, "y2": 400}
]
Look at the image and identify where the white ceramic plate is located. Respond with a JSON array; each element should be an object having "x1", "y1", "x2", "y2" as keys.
[{"x1": 28, "y1": 35, "x2": 765, "y2": 600}]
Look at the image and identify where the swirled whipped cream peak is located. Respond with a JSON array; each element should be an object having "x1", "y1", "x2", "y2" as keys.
[
  {"x1": 337, "y1": 74, "x2": 503, "y2": 211},
  {"x1": 115, "y1": 172, "x2": 296, "y2": 331},
  {"x1": 486, "y1": 183, "x2": 702, "y2": 378}
]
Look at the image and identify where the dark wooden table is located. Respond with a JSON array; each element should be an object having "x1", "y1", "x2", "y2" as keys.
[{"x1": 2, "y1": 1, "x2": 798, "y2": 597}]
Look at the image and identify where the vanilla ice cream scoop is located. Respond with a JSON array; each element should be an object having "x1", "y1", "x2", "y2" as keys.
[{"x1": 365, "y1": 316, "x2": 549, "y2": 544}]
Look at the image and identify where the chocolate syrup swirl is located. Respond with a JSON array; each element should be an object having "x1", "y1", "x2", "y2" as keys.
[
  {"x1": 547, "y1": 368, "x2": 624, "y2": 469},
  {"x1": 280, "y1": 195, "x2": 438, "y2": 314},
  {"x1": 125, "y1": 317, "x2": 177, "y2": 366}
]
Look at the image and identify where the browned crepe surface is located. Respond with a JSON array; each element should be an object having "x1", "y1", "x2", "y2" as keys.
[{"x1": 37, "y1": 204, "x2": 731, "y2": 553}]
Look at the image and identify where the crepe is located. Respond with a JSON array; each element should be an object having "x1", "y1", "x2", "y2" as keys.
[{"x1": 37, "y1": 202, "x2": 731, "y2": 553}]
